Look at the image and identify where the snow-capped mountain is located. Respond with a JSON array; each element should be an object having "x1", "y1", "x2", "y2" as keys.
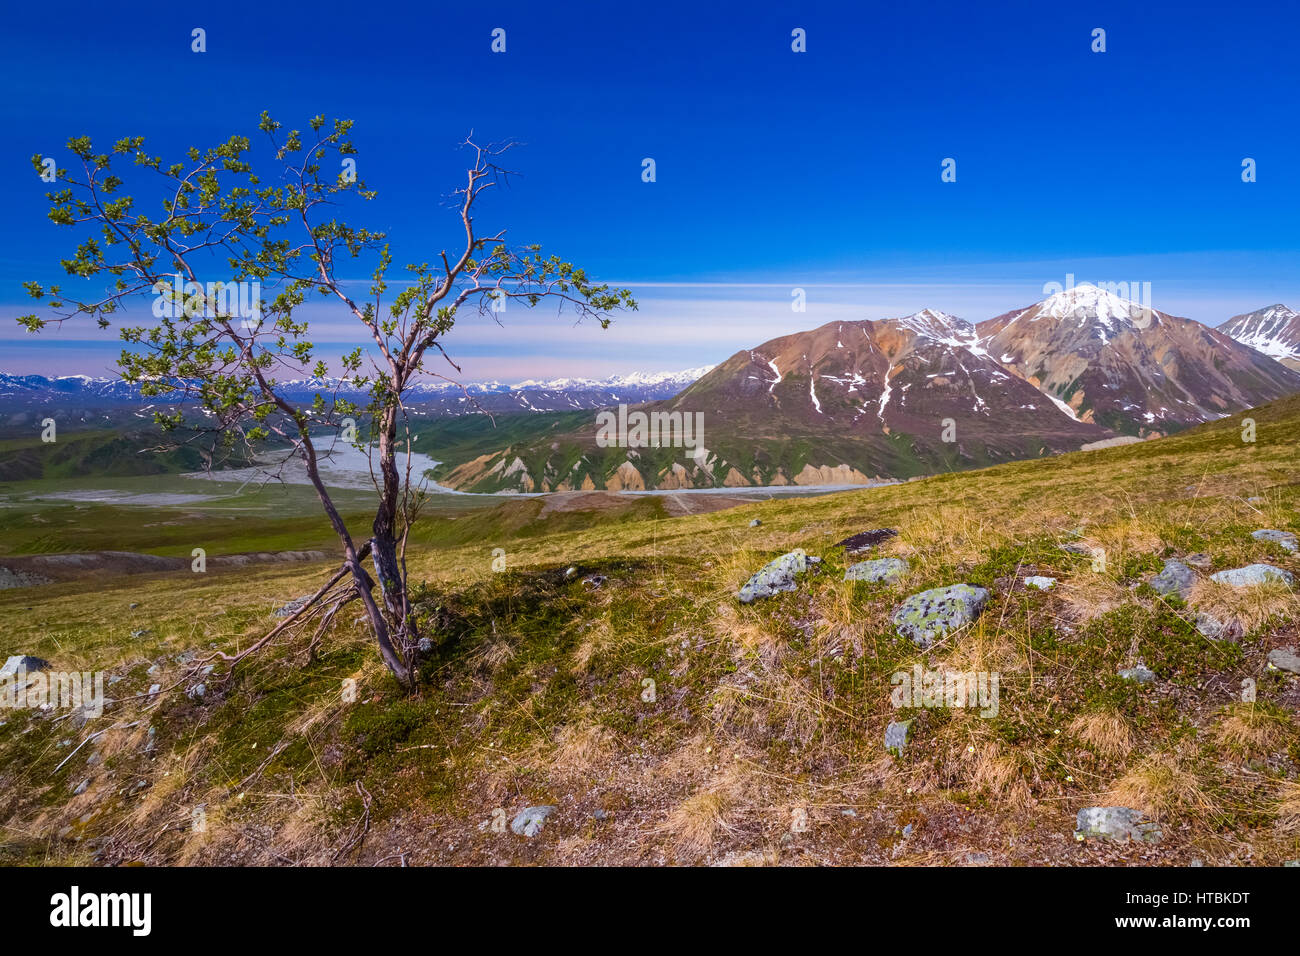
[
  {"x1": 978, "y1": 284, "x2": 1300, "y2": 436},
  {"x1": 1218, "y1": 304, "x2": 1300, "y2": 370}
]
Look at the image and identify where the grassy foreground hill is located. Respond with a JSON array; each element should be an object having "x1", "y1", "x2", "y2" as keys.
[{"x1": 1, "y1": 396, "x2": 1298, "y2": 866}]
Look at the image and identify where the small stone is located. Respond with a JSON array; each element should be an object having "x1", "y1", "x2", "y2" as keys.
[
  {"x1": 593, "y1": 809, "x2": 609, "y2": 821},
  {"x1": 510, "y1": 805, "x2": 555, "y2": 838},
  {"x1": 1149, "y1": 559, "x2": 1195, "y2": 598},
  {"x1": 563, "y1": 567, "x2": 577, "y2": 580},
  {"x1": 129, "y1": 628, "x2": 152, "y2": 639},
  {"x1": 1074, "y1": 806, "x2": 1162, "y2": 843},
  {"x1": 1118, "y1": 664, "x2": 1156, "y2": 684},
  {"x1": 749, "y1": 518, "x2": 762, "y2": 527},
  {"x1": 73, "y1": 779, "x2": 89, "y2": 796},
  {"x1": 1267, "y1": 647, "x2": 1300, "y2": 675},
  {"x1": 1211, "y1": 564, "x2": 1294, "y2": 588},
  {"x1": 1251, "y1": 529, "x2": 1298, "y2": 553},
  {"x1": 844, "y1": 557, "x2": 909, "y2": 585},
  {"x1": 885, "y1": 720, "x2": 911, "y2": 754},
  {"x1": 186, "y1": 683, "x2": 206, "y2": 700},
  {"x1": 148, "y1": 684, "x2": 161, "y2": 696},
  {"x1": 1183, "y1": 552, "x2": 1212, "y2": 569},
  {"x1": 965, "y1": 851, "x2": 990, "y2": 864},
  {"x1": 582, "y1": 575, "x2": 607, "y2": 589},
  {"x1": 1059, "y1": 542, "x2": 1093, "y2": 556},
  {"x1": 417, "y1": 637, "x2": 434, "y2": 654},
  {"x1": 128, "y1": 603, "x2": 139, "y2": 609},
  {"x1": 1025, "y1": 575, "x2": 1057, "y2": 591}
]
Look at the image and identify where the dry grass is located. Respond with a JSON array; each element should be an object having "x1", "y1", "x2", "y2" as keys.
[
  {"x1": 1069, "y1": 709, "x2": 1135, "y2": 760},
  {"x1": 1274, "y1": 780, "x2": 1300, "y2": 835},
  {"x1": 1110, "y1": 753, "x2": 1209, "y2": 822},
  {"x1": 1188, "y1": 579, "x2": 1298, "y2": 634},
  {"x1": 1214, "y1": 702, "x2": 1293, "y2": 760},
  {"x1": 1056, "y1": 573, "x2": 1132, "y2": 623}
]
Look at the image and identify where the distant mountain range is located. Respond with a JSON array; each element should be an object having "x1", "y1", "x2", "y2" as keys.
[
  {"x1": 6, "y1": 286, "x2": 1300, "y2": 492},
  {"x1": 0, "y1": 368, "x2": 715, "y2": 434},
  {"x1": 428, "y1": 285, "x2": 1300, "y2": 493}
]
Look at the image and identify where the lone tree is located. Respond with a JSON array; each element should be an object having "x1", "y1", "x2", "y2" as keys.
[{"x1": 20, "y1": 114, "x2": 635, "y2": 687}]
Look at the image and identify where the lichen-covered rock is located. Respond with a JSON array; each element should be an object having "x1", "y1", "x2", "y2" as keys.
[
  {"x1": 1210, "y1": 564, "x2": 1294, "y2": 588},
  {"x1": 510, "y1": 805, "x2": 555, "y2": 837},
  {"x1": 737, "y1": 549, "x2": 821, "y2": 603},
  {"x1": 1074, "y1": 806, "x2": 1162, "y2": 843},
  {"x1": 1251, "y1": 529, "x2": 1298, "y2": 553},
  {"x1": 1149, "y1": 559, "x2": 1195, "y2": 598},
  {"x1": 844, "y1": 558, "x2": 909, "y2": 585},
  {"x1": 1025, "y1": 575, "x2": 1057, "y2": 591},
  {"x1": 891, "y1": 584, "x2": 990, "y2": 648},
  {"x1": 884, "y1": 720, "x2": 911, "y2": 754},
  {"x1": 1267, "y1": 647, "x2": 1300, "y2": 675}
]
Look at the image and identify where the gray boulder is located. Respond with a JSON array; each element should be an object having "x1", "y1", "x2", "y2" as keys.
[
  {"x1": 1252, "y1": 529, "x2": 1298, "y2": 553},
  {"x1": 844, "y1": 557, "x2": 909, "y2": 585},
  {"x1": 1267, "y1": 647, "x2": 1300, "y2": 675},
  {"x1": 1210, "y1": 564, "x2": 1294, "y2": 588},
  {"x1": 510, "y1": 805, "x2": 555, "y2": 838},
  {"x1": 1149, "y1": 559, "x2": 1195, "y2": 598},
  {"x1": 891, "y1": 584, "x2": 990, "y2": 648},
  {"x1": 1074, "y1": 806, "x2": 1162, "y2": 843},
  {"x1": 738, "y1": 549, "x2": 821, "y2": 603}
]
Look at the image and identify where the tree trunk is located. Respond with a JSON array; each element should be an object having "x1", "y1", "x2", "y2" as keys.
[{"x1": 370, "y1": 404, "x2": 420, "y2": 685}]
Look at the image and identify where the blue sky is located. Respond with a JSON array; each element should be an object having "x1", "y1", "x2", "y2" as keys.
[{"x1": 3, "y1": 0, "x2": 1297, "y2": 380}]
